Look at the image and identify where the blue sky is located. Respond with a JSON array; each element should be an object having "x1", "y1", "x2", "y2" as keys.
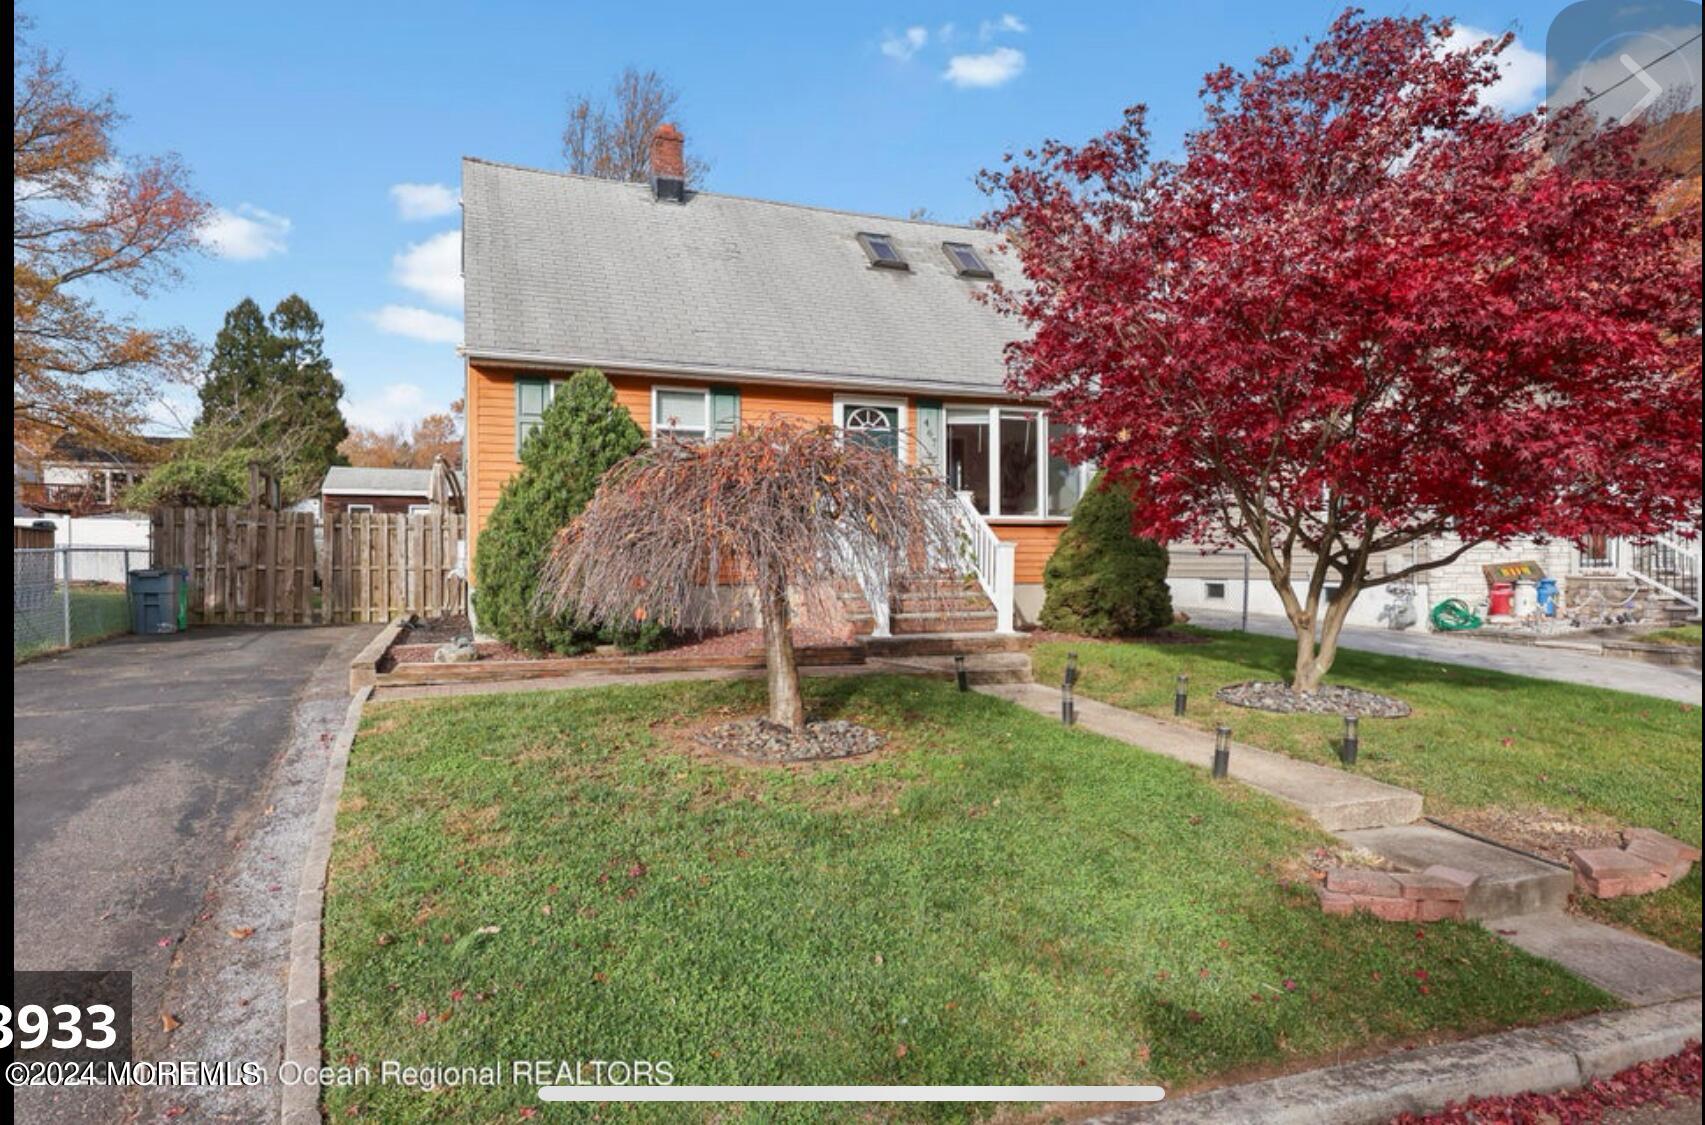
[{"x1": 28, "y1": 1, "x2": 1574, "y2": 436}]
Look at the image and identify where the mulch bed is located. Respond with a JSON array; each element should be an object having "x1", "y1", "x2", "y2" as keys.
[
  {"x1": 1394, "y1": 1041, "x2": 1700, "y2": 1124},
  {"x1": 694, "y1": 718, "x2": 885, "y2": 763},
  {"x1": 1215, "y1": 680, "x2": 1412, "y2": 718},
  {"x1": 383, "y1": 621, "x2": 853, "y2": 669},
  {"x1": 1434, "y1": 808, "x2": 1620, "y2": 867}
]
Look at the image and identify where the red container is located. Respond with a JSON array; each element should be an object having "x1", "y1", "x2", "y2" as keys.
[{"x1": 1488, "y1": 582, "x2": 1515, "y2": 616}]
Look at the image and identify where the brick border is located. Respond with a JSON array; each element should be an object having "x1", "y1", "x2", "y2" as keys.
[
  {"x1": 1571, "y1": 829, "x2": 1700, "y2": 899},
  {"x1": 281, "y1": 683, "x2": 371, "y2": 1125},
  {"x1": 1317, "y1": 864, "x2": 1476, "y2": 922}
]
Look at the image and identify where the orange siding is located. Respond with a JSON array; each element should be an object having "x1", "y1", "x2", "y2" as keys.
[
  {"x1": 465, "y1": 363, "x2": 1069, "y2": 587},
  {"x1": 990, "y1": 522, "x2": 1067, "y2": 585}
]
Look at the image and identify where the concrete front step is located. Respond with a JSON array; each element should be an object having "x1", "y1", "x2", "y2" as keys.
[
  {"x1": 869, "y1": 652, "x2": 1033, "y2": 686},
  {"x1": 1335, "y1": 823, "x2": 1575, "y2": 920},
  {"x1": 978, "y1": 684, "x2": 1423, "y2": 831}
]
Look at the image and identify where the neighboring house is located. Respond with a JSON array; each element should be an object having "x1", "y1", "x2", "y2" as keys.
[
  {"x1": 320, "y1": 465, "x2": 466, "y2": 518},
  {"x1": 461, "y1": 129, "x2": 1090, "y2": 632},
  {"x1": 17, "y1": 433, "x2": 176, "y2": 514}
]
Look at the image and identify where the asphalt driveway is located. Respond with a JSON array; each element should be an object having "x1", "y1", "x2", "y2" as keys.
[{"x1": 13, "y1": 625, "x2": 376, "y2": 1122}]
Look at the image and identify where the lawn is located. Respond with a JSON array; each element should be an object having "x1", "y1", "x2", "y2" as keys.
[
  {"x1": 1643, "y1": 624, "x2": 1702, "y2": 647},
  {"x1": 1031, "y1": 631, "x2": 1702, "y2": 954},
  {"x1": 12, "y1": 583, "x2": 132, "y2": 663},
  {"x1": 324, "y1": 676, "x2": 1607, "y2": 1122}
]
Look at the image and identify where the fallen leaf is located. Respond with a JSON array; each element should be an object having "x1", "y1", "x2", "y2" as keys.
[
  {"x1": 228, "y1": 927, "x2": 256, "y2": 941},
  {"x1": 160, "y1": 1012, "x2": 182, "y2": 1033}
]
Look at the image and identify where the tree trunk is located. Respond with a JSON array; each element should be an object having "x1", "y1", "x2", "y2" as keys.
[
  {"x1": 1289, "y1": 583, "x2": 1360, "y2": 693},
  {"x1": 760, "y1": 573, "x2": 805, "y2": 732}
]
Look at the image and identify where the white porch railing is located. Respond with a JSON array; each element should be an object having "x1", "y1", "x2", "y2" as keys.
[
  {"x1": 953, "y1": 491, "x2": 1017, "y2": 634},
  {"x1": 1623, "y1": 533, "x2": 1701, "y2": 611}
]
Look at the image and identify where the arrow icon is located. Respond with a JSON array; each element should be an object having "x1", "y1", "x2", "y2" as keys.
[{"x1": 1618, "y1": 53, "x2": 1664, "y2": 124}]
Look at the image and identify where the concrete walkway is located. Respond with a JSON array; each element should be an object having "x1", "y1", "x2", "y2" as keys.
[
  {"x1": 979, "y1": 682, "x2": 1422, "y2": 831},
  {"x1": 1184, "y1": 608, "x2": 1702, "y2": 703},
  {"x1": 980, "y1": 681, "x2": 1702, "y2": 1008}
]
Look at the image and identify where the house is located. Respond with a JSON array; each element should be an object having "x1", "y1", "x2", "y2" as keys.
[
  {"x1": 320, "y1": 465, "x2": 466, "y2": 518},
  {"x1": 461, "y1": 127, "x2": 1092, "y2": 633},
  {"x1": 17, "y1": 432, "x2": 177, "y2": 515}
]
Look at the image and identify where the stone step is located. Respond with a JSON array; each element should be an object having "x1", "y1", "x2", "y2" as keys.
[
  {"x1": 891, "y1": 610, "x2": 998, "y2": 635},
  {"x1": 891, "y1": 592, "x2": 994, "y2": 614},
  {"x1": 869, "y1": 652, "x2": 1033, "y2": 686},
  {"x1": 978, "y1": 684, "x2": 1423, "y2": 832},
  {"x1": 1335, "y1": 823, "x2": 1574, "y2": 920}
]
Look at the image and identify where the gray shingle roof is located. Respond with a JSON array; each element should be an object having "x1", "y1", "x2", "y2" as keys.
[
  {"x1": 321, "y1": 466, "x2": 435, "y2": 494},
  {"x1": 461, "y1": 158, "x2": 1024, "y2": 394}
]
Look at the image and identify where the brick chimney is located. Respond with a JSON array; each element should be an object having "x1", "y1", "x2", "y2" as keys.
[{"x1": 650, "y1": 123, "x2": 685, "y2": 202}]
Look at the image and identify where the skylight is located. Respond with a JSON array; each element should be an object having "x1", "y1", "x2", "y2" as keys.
[
  {"x1": 857, "y1": 232, "x2": 908, "y2": 270},
  {"x1": 943, "y1": 241, "x2": 993, "y2": 279}
]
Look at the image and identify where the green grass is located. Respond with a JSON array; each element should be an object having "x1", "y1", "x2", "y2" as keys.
[
  {"x1": 12, "y1": 584, "x2": 131, "y2": 663},
  {"x1": 1642, "y1": 624, "x2": 1702, "y2": 647},
  {"x1": 1032, "y1": 631, "x2": 1702, "y2": 954},
  {"x1": 324, "y1": 676, "x2": 1609, "y2": 1122}
]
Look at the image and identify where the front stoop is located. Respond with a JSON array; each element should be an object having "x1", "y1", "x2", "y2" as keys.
[
  {"x1": 1335, "y1": 824, "x2": 1574, "y2": 920},
  {"x1": 868, "y1": 651, "x2": 1033, "y2": 686}
]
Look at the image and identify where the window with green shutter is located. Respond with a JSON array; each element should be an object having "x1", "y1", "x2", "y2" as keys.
[{"x1": 516, "y1": 378, "x2": 550, "y2": 456}]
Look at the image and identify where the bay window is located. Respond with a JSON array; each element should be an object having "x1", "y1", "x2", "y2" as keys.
[{"x1": 941, "y1": 405, "x2": 1089, "y2": 519}]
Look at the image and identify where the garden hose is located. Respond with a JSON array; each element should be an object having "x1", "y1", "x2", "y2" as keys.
[{"x1": 1429, "y1": 598, "x2": 1483, "y2": 632}]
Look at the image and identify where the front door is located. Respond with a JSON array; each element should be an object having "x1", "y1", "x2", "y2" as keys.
[{"x1": 843, "y1": 404, "x2": 900, "y2": 458}]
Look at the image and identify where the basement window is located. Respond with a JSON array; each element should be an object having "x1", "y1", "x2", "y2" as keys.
[
  {"x1": 1205, "y1": 582, "x2": 1227, "y2": 600},
  {"x1": 943, "y1": 241, "x2": 993, "y2": 278},
  {"x1": 857, "y1": 232, "x2": 908, "y2": 270}
]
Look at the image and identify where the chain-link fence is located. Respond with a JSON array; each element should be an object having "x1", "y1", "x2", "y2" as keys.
[{"x1": 13, "y1": 547, "x2": 145, "y2": 663}]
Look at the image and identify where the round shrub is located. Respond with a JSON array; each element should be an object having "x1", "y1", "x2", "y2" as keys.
[
  {"x1": 1039, "y1": 473, "x2": 1172, "y2": 636},
  {"x1": 474, "y1": 370, "x2": 652, "y2": 654}
]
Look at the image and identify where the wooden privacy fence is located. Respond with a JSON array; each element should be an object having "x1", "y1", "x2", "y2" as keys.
[
  {"x1": 323, "y1": 509, "x2": 464, "y2": 623},
  {"x1": 152, "y1": 507, "x2": 319, "y2": 624},
  {"x1": 151, "y1": 506, "x2": 465, "y2": 625}
]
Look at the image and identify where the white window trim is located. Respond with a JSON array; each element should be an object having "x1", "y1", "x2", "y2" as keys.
[
  {"x1": 650, "y1": 384, "x2": 712, "y2": 443},
  {"x1": 942, "y1": 403, "x2": 1092, "y2": 522},
  {"x1": 832, "y1": 395, "x2": 910, "y2": 464},
  {"x1": 345, "y1": 503, "x2": 376, "y2": 514}
]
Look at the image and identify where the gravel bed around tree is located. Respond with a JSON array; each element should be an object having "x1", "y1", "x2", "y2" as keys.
[
  {"x1": 694, "y1": 719, "x2": 885, "y2": 763},
  {"x1": 1214, "y1": 680, "x2": 1412, "y2": 718}
]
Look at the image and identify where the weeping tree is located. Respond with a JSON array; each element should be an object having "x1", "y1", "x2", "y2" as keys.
[{"x1": 540, "y1": 419, "x2": 961, "y2": 732}]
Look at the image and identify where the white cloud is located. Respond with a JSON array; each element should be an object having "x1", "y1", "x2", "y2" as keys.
[
  {"x1": 340, "y1": 380, "x2": 432, "y2": 431},
  {"x1": 389, "y1": 182, "x2": 459, "y2": 221},
  {"x1": 980, "y1": 13, "x2": 1028, "y2": 40},
  {"x1": 1442, "y1": 25, "x2": 1547, "y2": 114},
  {"x1": 369, "y1": 304, "x2": 463, "y2": 345},
  {"x1": 944, "y1": 46, "x2": 1026, "y2": 89},
  {"x1": 200, "y1": 204, "x2": 291, "y2": 260},
  {"x1": 391, "y1": 229, "x2": 462, "y2": 307},
  {"x1": 881, "y1": 26, "x2": 928, "y2": 61}
]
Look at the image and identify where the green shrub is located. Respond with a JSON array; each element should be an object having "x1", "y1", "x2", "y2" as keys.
[
  {"x1": 121, "y1": 445, "x2": 260, "y2": 509},
  {"x1": 474, "y1": 370, "x2": 657, "y2": 654},
  {"x1": 1039, "y1": 473, "x2": 1172, "y2": 636}
]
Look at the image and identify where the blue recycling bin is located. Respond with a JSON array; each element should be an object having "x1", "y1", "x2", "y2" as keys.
[
  {"x1": 1536, "y1": 577, "x2": 1559, "y2": 617},
  {"x1": 128, "y1": 568, "x2": 185, "y2": 635}
]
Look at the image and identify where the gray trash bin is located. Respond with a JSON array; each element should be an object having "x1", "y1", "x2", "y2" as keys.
[{"x1": 129, "y1": 568, "x2": 183, "y2": 635}]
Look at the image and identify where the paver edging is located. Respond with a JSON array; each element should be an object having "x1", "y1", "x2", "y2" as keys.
[
  {"x1": 1088, "y1": 997, "x2": 1702, "y2": 1123},
  {"x1": 281, "y1": 683, "x2": 371, "y2": 1125}
]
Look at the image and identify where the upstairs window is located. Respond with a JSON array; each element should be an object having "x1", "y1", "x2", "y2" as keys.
[
  {"x1": 943, "y1": 241, "x2": 993, "y2": 278},
  {"x1": 856, "y1": 232, "x2": 908, "y2": 270}
]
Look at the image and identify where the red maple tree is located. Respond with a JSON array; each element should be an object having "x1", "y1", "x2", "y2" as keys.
[{"x1": 980, "y1": 10, "x2": 1702, "y2": 691}]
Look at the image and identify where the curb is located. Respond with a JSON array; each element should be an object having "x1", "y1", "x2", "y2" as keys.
[
  {"x1": 281, "y1": 684, "x2": 372, "y2": 1125},
  {"x1": 1090, "y1": 997, "x2": 1702, "y2": 1124}
]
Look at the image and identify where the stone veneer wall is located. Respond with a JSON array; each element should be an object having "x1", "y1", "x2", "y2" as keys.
[{"x1": 1421, "y1": 537, "x2": 1581, "y2": 620}]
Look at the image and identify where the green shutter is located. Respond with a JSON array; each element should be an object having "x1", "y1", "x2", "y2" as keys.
[
  {"x1": 516, "y1": 378, "x2": 549, "y2": 457},
  {"x1": 914, "y1": 398, "x2": 944, "y2": 473},
  {"x1": 710, "y1": 385, "x2": 741, "y2": 441}
]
